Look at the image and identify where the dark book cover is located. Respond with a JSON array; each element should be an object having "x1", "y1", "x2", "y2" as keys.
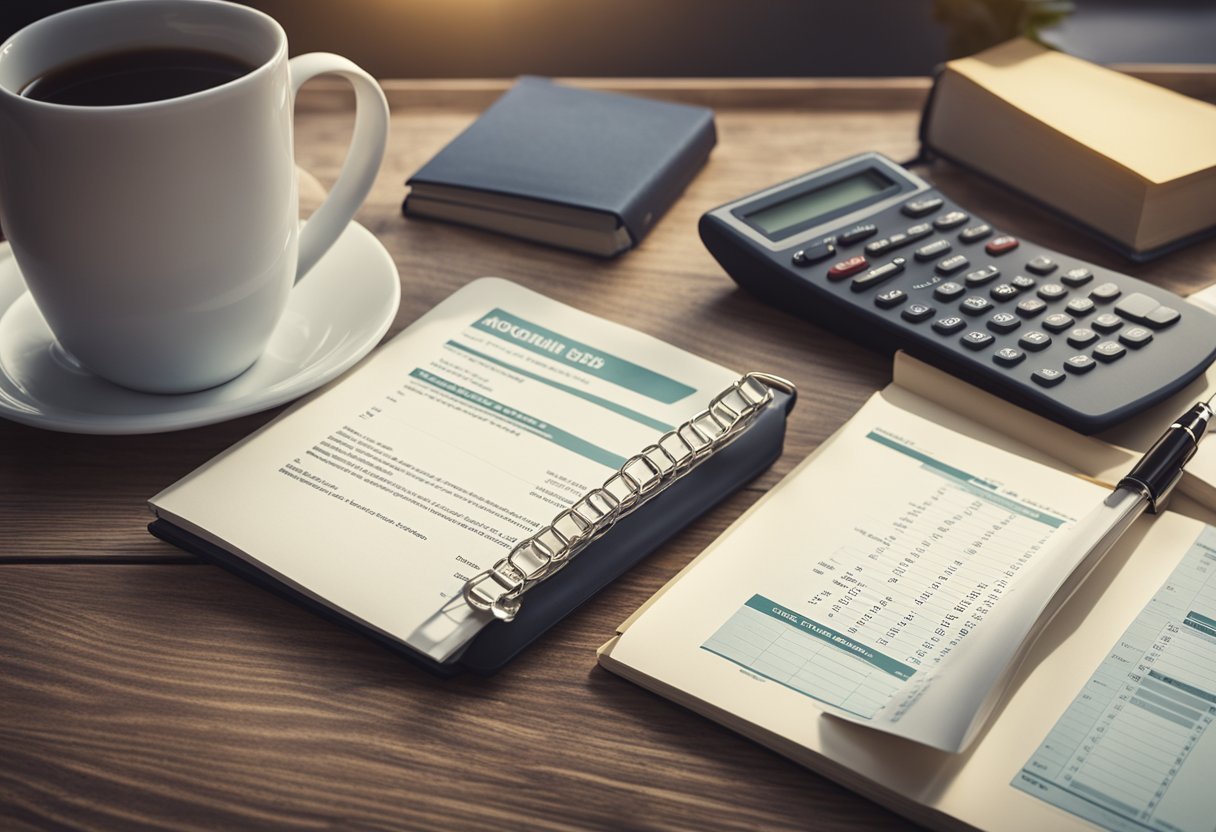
[{"x1": 403, "y1": 76, "x2": 716, "y2": 256}]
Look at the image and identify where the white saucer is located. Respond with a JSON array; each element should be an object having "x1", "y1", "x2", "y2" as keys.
[{"x1": 0, "y1": 221, "x2": 400, "y2": 434}]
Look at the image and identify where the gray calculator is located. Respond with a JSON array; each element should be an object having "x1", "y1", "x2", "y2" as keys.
[{"x1": 699, "y1": 152, "x2": 1216, "y2": 434}]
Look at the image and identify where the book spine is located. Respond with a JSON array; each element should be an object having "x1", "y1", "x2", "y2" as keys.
[{"x1": 617, "y1": 111, "x2": 717, "y2": 246}]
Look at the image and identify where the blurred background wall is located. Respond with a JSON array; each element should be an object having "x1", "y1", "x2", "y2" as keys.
[{"x1": 1, "y1": 0, "x2": 1212, "y2": 78}]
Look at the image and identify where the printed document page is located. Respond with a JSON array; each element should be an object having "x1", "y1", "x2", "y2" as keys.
[
  {"x1": 604, "y1": 391, "x2": 1108, "y2": 752},
  {"x1": 152, "y1": 278, "x2": 736, "y2": 662},
  {"x1": 1012, "y1": 526, "x2": 1216, "y2": 832}
]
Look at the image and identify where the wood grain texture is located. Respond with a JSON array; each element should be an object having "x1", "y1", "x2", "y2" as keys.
[
  {"x1": 0, "y1": 562, "x2": 912, "y2": 831},
  {"x1": 2, "y1": 77, "x2": 1216, "y2": 830}
]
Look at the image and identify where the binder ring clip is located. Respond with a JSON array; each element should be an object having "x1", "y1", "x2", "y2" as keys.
[{"x1": 459, "y1": 372, "x2": 794, "y2": 620}]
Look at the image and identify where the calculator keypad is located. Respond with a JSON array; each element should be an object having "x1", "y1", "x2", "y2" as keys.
[{"x1": 801, "y1": 191, "x2": 1198, "y2": 425}]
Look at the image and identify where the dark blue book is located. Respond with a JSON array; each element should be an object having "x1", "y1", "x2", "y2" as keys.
[{"x1": 403, "y1": 77, "x2": 716, "y2": 257}]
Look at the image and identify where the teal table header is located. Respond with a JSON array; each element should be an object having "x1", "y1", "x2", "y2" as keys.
[{"x1": 472, "y1": 308, "x2": 696, "y2": 404}]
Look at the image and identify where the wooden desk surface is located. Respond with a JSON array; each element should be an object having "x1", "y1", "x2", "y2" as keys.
[{"x1": 3, "y1": 77, "x2": 1215, "y2": 831}]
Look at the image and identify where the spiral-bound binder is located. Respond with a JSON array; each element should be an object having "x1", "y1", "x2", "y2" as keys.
[
  {"x1": 461, "y1": 372, "x2": 796, "y2": 623},
  {"x1": 436, "y1": 371, "x2": 796, "y2": 673},
  {"x1": 149, "y1": 372, "x2": 796, "y2": 675}
]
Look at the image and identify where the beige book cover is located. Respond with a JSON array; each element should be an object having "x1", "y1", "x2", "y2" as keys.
[{"x1": 923, "y1": 38, "x2": 1216, "y2": 254}]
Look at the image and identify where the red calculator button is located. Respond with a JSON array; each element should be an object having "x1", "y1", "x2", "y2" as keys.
[
  {"x1": 985, "y1": 235, "x2": 1020, "y2": 256},
  {"x1": 827, "y1": 255, "x2": 868, "y2": 280}
]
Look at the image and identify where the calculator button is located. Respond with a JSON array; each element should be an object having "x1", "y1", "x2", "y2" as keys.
[
  {"x1": 936, "y1": 254, "x2": 969, "y2": 275},
  {"x1": 1111, "y1": 293, "x2": 1178, "y2": 329},
  {"x1": 1090, "y1": 282, "x2": 1122, "y2": 302},
  {"x1": 827, "y1": 255, "x2": 868, "y2": 280},
  {"x1": 1037, "y1": 283, "x2": 1068, "y2": 302},
  {"x1": 1114, "y1": 292, "x2": 1159, "y2": 322},
  {"x1": 1119, "y1": 326, "x2": 1154, "y2": 348},
  {"x1": 961, "y1": 330, "x2": 994, "y2": 350},
  {"x1": 1042, "y1": 313, "x2": 1074, "y2": 332},
  {"x1": 1032, "y1": 368, "x2": 1066, "y2": 387},
  {"x1": 1016, "y1": 298, "x2": 1047, "y2": 318},
  {"x1": 902, "y1": 197, "x2": 944, "y2": 217},
  {"x1": 933, "y1": 281, "x2": 965, "y2": 301},
  {"x1": 838, "y1": 223, "x2": 878, "y2": 245},
  {"x1": 902, "y1": 303, "x2": 935, "y2": 323},
  {"x1": 987, "y1": 312, "x2": 1021, "y2": 333},
  {"x1": 1026, "y1": 256, "x2": 1057, "y2": 275},
  {"x1": 865, "y1": 238, "x2": 893, "y2": 256},
  {"x1": 934, "y1": 211, "x2": 969, "y2": 230},
  {"x1": 914, "y1": 239, "x2": 953, "y2": 261},
  {"x1": 990, "y1": 284, "x2": 1020, "y2": 302},
  {"x1": 1092, "y1": 313, "x2": 1122, "y2": 332},
  {"x1": 959, "y1": 224, "x2": 993, "y2": 243},
  {"x1": 1011, "y1": 275, "x2": 1037, "y2": 290},
  {"x1": 1061, "y1": 268, "x2": 1094, "y2": 287},
  {"x1": 1145, "y1": 306, "x2": 1180, "y2": 328},
  {"x1": 985, "y1": 235, "x2": 1020, "y2": 256},
  {"x1": 1067, "y1": 328, "x2": 1098, "y2": 347},
  {"x1": 964, "y1": 265, "x2": 1001, "y2": 287},
  {"x1": 933, "y1": 316, "x2": 966, "y2": 334},
  {"x1": 875, "y1": 289, "x2": 907, "y2": 309},
  {"x1": 1065, "y1": 297, "x2": 1095, "y2": 316},
  {"x1": 960, "y1": 296, "x2": 993, "y2": 315},
  {"x1": 1064, "y1": 355, "x2": 1097, "y2": 374},
  {"x1": 1019, "y1": 331, "x2": 1052, "y2": 351},
  {"x1": 1093, "y1": 341, "x2": 1127, "y2": 362},
  {"x1": 993, "y1": 347, "x2": 1025, "y2": 367},
  {"x1": 851, "y1": 257, "x2": 907, "y2": 291},
  {"x1": 905, "y1": 223, "x2": 933, "y2": 241},
  {"x1": 791, "y1": 240, "x2": 836, "y2": 266}
]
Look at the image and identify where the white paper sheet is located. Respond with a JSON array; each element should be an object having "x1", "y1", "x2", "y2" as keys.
[{"x1": 609, "y1": 391, "x2": 1109, "y2": 751}]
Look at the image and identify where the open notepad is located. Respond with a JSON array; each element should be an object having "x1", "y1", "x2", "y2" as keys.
[
  {"x1": 600, "y1": 355, "x2": 1216, "y2": 832},
  {"x1": 149, "y1": 278, "x2": 793, "y2": 673}
]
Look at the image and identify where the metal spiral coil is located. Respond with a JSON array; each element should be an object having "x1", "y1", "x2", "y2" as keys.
[{"x1": 461, "y1": 372, "x2": 795, "y2": 622}]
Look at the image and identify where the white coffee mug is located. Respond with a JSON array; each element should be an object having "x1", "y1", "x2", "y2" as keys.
[{"x1": 0, "y1": 0, "x2": 389, "y2": 393}]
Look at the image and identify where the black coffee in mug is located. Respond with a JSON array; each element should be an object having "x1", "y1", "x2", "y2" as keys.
[{"x1": 21, "y1": 48, "x2": 255, "y2": 106}]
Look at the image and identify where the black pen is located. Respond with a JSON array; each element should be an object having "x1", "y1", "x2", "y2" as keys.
[
  {"x1": 1046, "y1": 394, "x2": 1216, "y2": 606},
  {"x1": 1118, "y1": 395, "x2": 1216, "y2": 515}
]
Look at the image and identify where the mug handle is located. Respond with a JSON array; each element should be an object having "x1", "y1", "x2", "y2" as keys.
[{"x1": 288, "y1": 53, "x2": 390, "y2": 283}]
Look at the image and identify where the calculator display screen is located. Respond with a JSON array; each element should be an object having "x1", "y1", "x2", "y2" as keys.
[{"x1": 746, "y1": 170, "x2": 893, "y2": 237}]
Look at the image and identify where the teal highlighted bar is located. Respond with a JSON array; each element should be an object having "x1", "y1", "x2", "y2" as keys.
[
  {"x1": 1147, "y1": 669, "x2": 1216, "y2": 705},
  {"x1": 471, "y1": 308, "x2": 696, "y2": 404},
  {"x1": 446, "y1": 340, "x2": 673, "y2": 433},
  {"x1": 866, "y1": 430, "x2": 1066, "y2": 528},
  {"x1": 1183, "y1": 611, "x2": 1216, "y2": 639},
  {"x1": 745, "y1": 595, "x2": 916, "y2": 680},
  {"x1": 411, "y1": 369, "x2": 625, "y2": 469},
  {"x1": 867, "y1": 430, "x2": 995, "y2": 487}
]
